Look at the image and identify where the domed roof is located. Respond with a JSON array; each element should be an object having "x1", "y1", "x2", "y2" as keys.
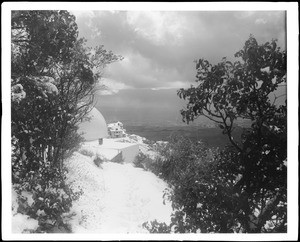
[{"x1": 78, "y1": 107, "x2": 108, "y2": 141}]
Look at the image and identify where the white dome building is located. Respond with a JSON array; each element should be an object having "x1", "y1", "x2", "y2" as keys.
[
  {"x1": 78, "y1": 107, "x2": 108, "y2": 141},
  {"x1": 78, "y1": 109, "x2": 140, "y2": 164}
]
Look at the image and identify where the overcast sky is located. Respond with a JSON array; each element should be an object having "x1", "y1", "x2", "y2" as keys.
[{"x1": 71, "y1": 10, "x2": 286, "y2": 95}]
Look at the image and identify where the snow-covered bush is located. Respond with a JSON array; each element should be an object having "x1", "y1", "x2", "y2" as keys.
[
  {"x1": 145, "y1": 133, "x2": 286, "y2": 233},
  {"x1": 79, "y1": 148, "x2": 94, "y2": 157},
  {"x1": 145, "y1": 135, "x2": 210, "y2": 183},
  {"x1": 11, "y1": 83, "x2": 26, "y2": 103},
  {"x1": 12, "y1": 188, "x2": 39, "y2": 233},
  {"x1": 133, "y1": 152, "x2": 152, "y2": 169},
  {"x1": 12, "y1": 156, "x2": 83, "y2": 233},
  {"x1": 93, "y1": 155, "x2": 104, "y2": 167},
  {"x1": 142, "y1": 220, "x2": 171, "y2": 233}
]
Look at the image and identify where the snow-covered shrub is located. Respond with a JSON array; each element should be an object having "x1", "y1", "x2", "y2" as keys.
[
  {"x1": 143, "y1": 138, "x2": 155, "y2": 146},
  {"x1": 133, "y1": 152, "x2": 154, "y2": 170},
  {"x1": 145, "y1": 132, "x2": 287, "y2": 233},
  {"x1": 142, "y1": 135, "x2": 210, "y2": 183},
  {"x1": 12, "y1": 188, "x2": 39, "y2": 233},
  {"x1": 144, "y1": 135, "x2": 228, "y2": 233},
  {"x1": 10, "y1": 74, "x2": 86, "y2": 232},
  {"x1": 11, "y1": 83, "x2": 26, "y2": 103},
  {"x1": 79, "y1": 148, "x2": 94, "y2": 157},
  {"x1": 93, "y1": 155, "x2": 104, "y2": 167},
  {"x1": 12, "y1": 158, "x2": 83, "y2": 233},
  {"x1": 142, "y1": 220, "x2": 171, "y2": 233},
  {"x1": 12, "y1": 213, "x2": 39, "y2": 233}
]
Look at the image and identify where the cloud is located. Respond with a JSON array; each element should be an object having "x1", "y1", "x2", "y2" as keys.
[
  {"x1": 96, "y1": 77, "x2": 131, "y2": 95},
  {"x1": 126, "y1": 11, "x2": 188, "y2": 46},
  {"x1": 255, "y1": 18, "x2": 267, "y2": 25},
  {"x1": 103, "y1": 50, "x2": 190, "y2": 90},
  {"x1": 234, "y1": 11, "x2": 256, "y2": 19},
  {"x1": 72, "y1": 10, "x2": 286, "y2": 91}
]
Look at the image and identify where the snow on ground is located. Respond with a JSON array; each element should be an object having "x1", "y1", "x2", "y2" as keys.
[
  {"x1": 12, "y1": 188, "x2": 39, "y2": 233},
  {"x1": 98, "y1": 162, "x2": 172, "y2": 233},
  {"x1": 65, "y1": 142, "x2": 173, "y2": 233},
  {"x1": 12, "y1": 214, "x2": 39, "y2": 233},
  {"x1": 64, "y1": 152, "x2": 106, "y2": 233}
]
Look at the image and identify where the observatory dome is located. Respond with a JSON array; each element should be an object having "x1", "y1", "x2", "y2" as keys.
[{"x1": 78, "y1": 107, "x2": 108, "y2": 141}]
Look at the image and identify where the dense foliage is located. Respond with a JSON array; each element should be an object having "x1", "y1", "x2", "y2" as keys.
[
  {"x1": 11, "y1": 10, "x2": 121, "y2": 232},
  {"x1": 145, "y1": 36, "x2": 287, "y2": 233}
]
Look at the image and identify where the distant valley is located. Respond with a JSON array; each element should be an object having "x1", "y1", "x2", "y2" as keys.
[
  {"x1": 125, "y1": 125, "x2": 244, "y2": 149},
  {"x1": 94, "y1": 87, "x2": 285, "y2": 148}
]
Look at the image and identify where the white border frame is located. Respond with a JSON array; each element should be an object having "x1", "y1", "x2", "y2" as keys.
[{"x1": 2, "y1": 2, "x2": 298, "y2": 241}]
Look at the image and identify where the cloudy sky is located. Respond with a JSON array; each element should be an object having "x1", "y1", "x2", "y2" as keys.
[
  {"x1": 71, "y1": 10, "x2": 286, "y2": 93},
  {"x1": 69, "y1": 10, "x2": 286, "y2": 125}
]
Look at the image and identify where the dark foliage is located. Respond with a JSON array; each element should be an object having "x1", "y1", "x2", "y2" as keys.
[
  {"x1": 144, "y1": 36, "x2": 287, "y2": 233},
  {"x1": 11, "y1": 10, "x2": 122, "y2": 232}
]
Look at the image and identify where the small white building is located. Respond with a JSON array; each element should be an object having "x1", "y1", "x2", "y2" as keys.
[
  {"x1": 108, "y1": 121, "x2": 126, "y2": 138},
  {"x1": 79, "y1": 117, "x2": 140, "y2": 164}
]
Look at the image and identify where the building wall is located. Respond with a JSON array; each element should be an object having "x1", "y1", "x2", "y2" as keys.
[
  {"x1": 109, "y1": 130, "x2": 125, "y2": 138},
  {"x1": 94, "y1": 141, "x2": 139, "y2": 164},
  {"x1": 120, "y1": 144, "x2": 139, "y2": 163}
]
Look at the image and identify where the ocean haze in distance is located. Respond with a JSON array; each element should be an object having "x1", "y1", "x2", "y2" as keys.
[
  {"x1": 95, "y1": 88, "x2": 191, "y2": 126},
  {"x1": 95, "y1": 88, "x2": 201, "y2": 126},
  {"x1": 95, "y1": 87, "x2": 286, "y2": 127}
]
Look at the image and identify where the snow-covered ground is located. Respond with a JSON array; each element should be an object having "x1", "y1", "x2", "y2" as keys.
[
  {"x1": 12, "y1": 189, "x2": 39, "y2": 233},
  {"x1": 11, "y1": 131, "x2": 172, "y2": 234},
  {"x1": 65, "y1": 139, "x2": 173, "y2": 233}
]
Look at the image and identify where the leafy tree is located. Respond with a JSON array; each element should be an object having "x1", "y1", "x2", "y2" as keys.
[
  {"x1": 11, "y1": 10, "x2": 78, "y2": 77},
  {"x1": 144, "y1": 36, "x2": 287, "y2": 233},
  {"x1": 176, "y1": 35, "x2": 287, "y2": 232},
  {"x1": 11, "y1": 10, "x2": 122, "y2": 232}
]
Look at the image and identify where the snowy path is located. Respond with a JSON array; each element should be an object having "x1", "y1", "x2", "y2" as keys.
[{"x1": 65, "y1": 152, "x2": 173, "y2": 233}]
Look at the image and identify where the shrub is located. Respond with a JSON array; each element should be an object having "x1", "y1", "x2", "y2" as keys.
[
  {"x1": 145, "y1": 134, "x2": 286, "y2": 233},
  {"x1": 79, "y1": 149, "x2": 94, "y2": 157},
  {"x1": 133, "y1": 152, "x2": 154, "y2": 170},
  {"x1": 143, "y1": 136, "x2": 243, "y2": 233},
  {"x1": 12, "y1": 163, "x2": 83, "y2": 233},
  {"x1": 93, "y1": 155, "x2": 104, "y2": 167},
  {"x1": 149, "y1": 135, "x2": 212, "y2": 183},
  {"x1": 142, "y1": 220, "x2": 171, "y2": 233},
  {"x1": 143, "y1": 138, "x2": 155, "y2": 146},
  {"x1": 164, "y1": 146, "x2": 242, "y2": 233}
]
